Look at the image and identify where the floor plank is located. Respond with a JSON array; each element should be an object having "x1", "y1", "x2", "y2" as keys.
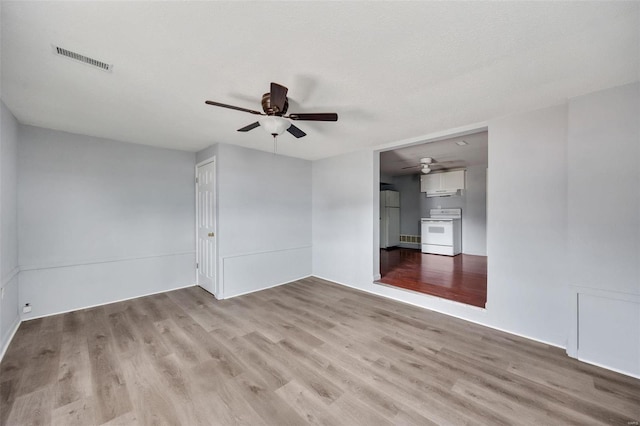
[
  {"x1": 1, "y1": 279, "x2": 638, "y2": 425},
  {"x1": 380, "y1": 248, "x2": 487, "y2": 307}
]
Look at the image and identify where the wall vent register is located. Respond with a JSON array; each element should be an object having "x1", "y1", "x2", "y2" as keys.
[{"x1": 53, "y1": 45, "x2": 113, "y2": 72}]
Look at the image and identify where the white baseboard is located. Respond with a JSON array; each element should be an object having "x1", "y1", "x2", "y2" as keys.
[
  {"x1": 312, "y1": 274, "x2": 565, "y2": 351},
  {"x1": 223, "y1": 274, "x2": 312, "y2": 300},
  {"x1": 22, "y1": 283, "x2": 196, "y2": 321},
  {"x1": 20, "y1": 253, "x2": 195, "y2": 320},
  {"x1": 0, "y1": 316, "x2": 22, "y2": 363},
  {"x1": 221, "y1": 246, "x2": 311, "y2": 298},
  {"x1": 578, "y1": 357, "x2": 640, "y2": 380}
]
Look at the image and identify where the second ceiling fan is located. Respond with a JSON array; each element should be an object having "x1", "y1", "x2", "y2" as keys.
[
  {"x1": 402, "y1": 157, "x2": 457, "y2": 174},
  {"x1": 205, "y1": 82, "x2": 338, "y2": 139}
]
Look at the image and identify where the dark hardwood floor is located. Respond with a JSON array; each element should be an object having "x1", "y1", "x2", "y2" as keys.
[
  {"x1": 1, "y1": 277, "x2": 639, "y2": 425},
  {"x1": 379, "y1": 248, "x2": 487, "y2": 307}
]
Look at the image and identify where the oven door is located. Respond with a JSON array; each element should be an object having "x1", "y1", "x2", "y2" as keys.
[{"x1": 421, "y1": 220, "x2": 453, "y2": 246}]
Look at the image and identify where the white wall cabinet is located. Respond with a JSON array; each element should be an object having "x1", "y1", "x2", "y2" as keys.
[
  {"x1": 420, "y1": 174, "x2": 441, "y2": 192},
  {"x1": 420, "y1": 170, "x2": 465, "y2": 193}
]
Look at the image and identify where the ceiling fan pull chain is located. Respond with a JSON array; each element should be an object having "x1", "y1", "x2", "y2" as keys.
[{"x1": 273, "y1": 134, "x2": 278, "y2": 155}]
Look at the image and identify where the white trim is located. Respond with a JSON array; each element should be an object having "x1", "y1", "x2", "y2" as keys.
[
  {"x1": 223, "y1": 274, "x2": 312, "y2": 300},
  {"x1": 1, "y1": 266, "x2": 20, "y2": 287},
  {"x1": 20, "y1": 251, "x2": 195, "y2": 272},
  {"x1": 577, "y1": 357, "x2": 640, "y2": 380},
  {"x1": 0, "y1": 316, "x2": 21, "y2": 363},
  {"x1": 569, "y1": 285, "x2": 640, "y2": 301},
  {"x1": 221, "y1": 245, "x2": 313, "y2": 260},
  {"x1": 372, "y1": 122, "x2": 490, "y2": 307},
  {"x1": 373, "y1": 280, "x2": 488, "y2": 312},
  {"x1": 314, "y1": 274, "x2": 565, "y2": 350},
  {"x1": 220, "y1": 246, "x2": 312, "y2": 300},
  {"x1": 22, "y1": 283, "x2": 196, "y2": 321},
  {"x1": 567, "y1": 285, "x2": 640, "y2": 369},
  {"x1": 195, "y1": 156, "x2": 216, "y2": 168},
  {"x1": 373, "y1": 121, "x2": 488, "y2": 153}
]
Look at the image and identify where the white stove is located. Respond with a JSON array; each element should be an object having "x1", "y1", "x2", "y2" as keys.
[{"x1": 421, "y1": 208, "x2": 462, "y2": 256}]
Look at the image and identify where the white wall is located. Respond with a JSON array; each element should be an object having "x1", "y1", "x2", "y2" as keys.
[
  {"x1": 420, "y1": 165, "x2": 487, "y2": 255},
  {"x1": 313, "y1": 150, "x2": 375, "y2": 286},
  {"x1": 0, "y1": 101, "x2": 20, "y2": 355},
  {"x1": 567, "y1": 83, "x2": 639, "y2": 295},
  {"x1": 196, "y1": 143, "x2": 218, "y2": 164},
  {"x1": 566, "y1": 82, "x2": 639, "y2": 375},
  {"x1": 313, "y1": 83, "x2": 640, "y2": 377},
  {"x1": 486, "y1": 103, "x2": 569, "y2": 345},
  {"x1": 313, "y1": 103, "x2": 570, "y2": 347},
  {"x1": 203, "y1": 143, "x2": 312, "y2": 297},
  {"x1": 18, "y1": 125, "x2": 196, "y2": 318}
]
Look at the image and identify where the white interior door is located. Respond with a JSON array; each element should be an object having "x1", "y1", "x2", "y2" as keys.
[{"x1": 196, "y1": 160, "x2": 217, "y2": 296}]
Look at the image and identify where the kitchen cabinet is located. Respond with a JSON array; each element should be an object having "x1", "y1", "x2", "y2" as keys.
[
  {"x1": 420, "y1": 174, "x2": 441, "y2": 192},
  {"x1": 420, "y1": 170, "x2": 465, "y2": 195},
  {"x1": 441, "y1": 170, "x2": 465, "y2": 189}
]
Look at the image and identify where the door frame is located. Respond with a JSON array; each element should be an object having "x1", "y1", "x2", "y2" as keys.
[{"x1": 195, "y1": 156, "x2": 219, "y2": 298}]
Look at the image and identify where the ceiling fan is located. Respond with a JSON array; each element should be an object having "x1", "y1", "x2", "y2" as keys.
[
  {"x1": 402, "y1": 157, "x2": 457, "y2": 174},
  {"x1": 205, "y1": 82, "x2": 338, "y2": 139}
]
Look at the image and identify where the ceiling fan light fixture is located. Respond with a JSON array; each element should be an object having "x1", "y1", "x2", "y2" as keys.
[
  {"x1": 258, "y1": 116, "x2": 290, "y2": 136},
  {"x1": 421, "y1": 166, "x2": 431, "y2": 174}
]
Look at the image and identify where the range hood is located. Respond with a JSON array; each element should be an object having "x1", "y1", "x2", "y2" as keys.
[{"x1": 426, "y1": 188, "x2": 462, "y2": 198}]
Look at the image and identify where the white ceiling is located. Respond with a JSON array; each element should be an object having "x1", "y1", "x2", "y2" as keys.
[
  {"x1": 380, "y1": 131, "x2": 488, "y2": 177},
  {"x1": 1, "y1": 2, "x2": 638, "y2": 160}
]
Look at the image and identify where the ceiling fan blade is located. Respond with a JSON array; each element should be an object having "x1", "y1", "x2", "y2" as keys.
[
  {"x1": 237, "y1": 121, "x2": 260, "y2": 132},
  {"x1": 205, "y1": 100, "x2": 264, "y2": 116},
  {"x1": 401, "y1": 165, "x2": 421, "y2": 170},
  {"x1": 286, "y1": 124, "x2": 306, "y2": 138},
  {"x1": 287, "y1": 113, "x2": 338, "y2": 121},
  {"x1": 270, "y1": 82, "x2": 288, "y2": 113}
]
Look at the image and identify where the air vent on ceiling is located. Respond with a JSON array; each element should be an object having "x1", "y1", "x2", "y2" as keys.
[{"x1": 53, "y1": 46, "x2": 113, "y2": 72}]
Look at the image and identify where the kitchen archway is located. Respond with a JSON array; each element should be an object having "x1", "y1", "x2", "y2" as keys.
[{"x1": 376, "y1": 130, "x2": 488, "y2": 308}]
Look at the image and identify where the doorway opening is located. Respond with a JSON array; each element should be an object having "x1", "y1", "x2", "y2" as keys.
[{"x1": 377, "y1": 131, "x2": 488, "y2": 308}]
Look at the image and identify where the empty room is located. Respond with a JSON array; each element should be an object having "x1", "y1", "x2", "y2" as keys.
[{"x1": 1, "y1": 2, "x2": 639, "y2": 425}]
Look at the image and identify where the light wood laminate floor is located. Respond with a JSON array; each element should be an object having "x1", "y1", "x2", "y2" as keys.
[{"x1": 1, "y1": 277, "x2": 638, "y2": 425}]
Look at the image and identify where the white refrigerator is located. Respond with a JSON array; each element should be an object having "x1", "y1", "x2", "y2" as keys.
[{"x1": 380, "y1": 190, "x2": 400, "y2": 248}]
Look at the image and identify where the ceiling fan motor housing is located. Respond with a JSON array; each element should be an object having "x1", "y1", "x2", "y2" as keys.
[{"x1": 261, "y1": 93, "x2": 288, "y2": 115}]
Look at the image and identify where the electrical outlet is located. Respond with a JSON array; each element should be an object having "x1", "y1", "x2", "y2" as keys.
[{"x1": 23, "y1": 303, "x2": 31, "y2": 314}]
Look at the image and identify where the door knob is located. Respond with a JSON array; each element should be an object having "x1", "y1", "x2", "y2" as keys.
[{"x1": 208, "y1": 232, "x2": 215, "y2": 237}]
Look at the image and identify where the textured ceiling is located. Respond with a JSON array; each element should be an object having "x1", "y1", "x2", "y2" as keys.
[
  {"x1": 380, "y1": 131, "x2": 488, "y2": 177},
  {"x1": 1, "y1": 2, "x2": 638, "y2": 160}
]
